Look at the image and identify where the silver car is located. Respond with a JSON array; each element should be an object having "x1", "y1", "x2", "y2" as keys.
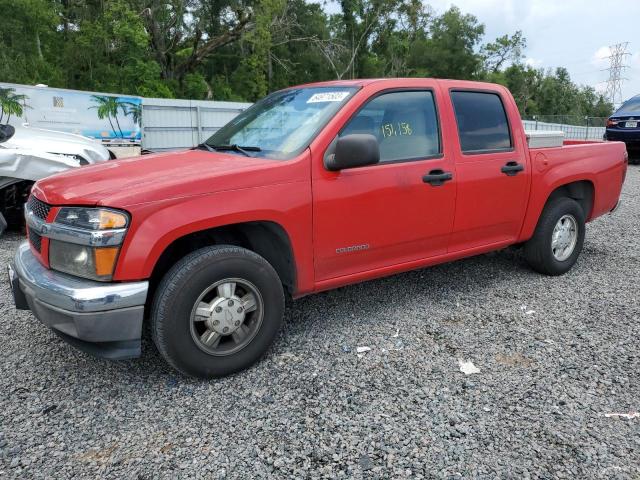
[{"x1": 0, "y1": 124, "x2": 111, "y2": 233}]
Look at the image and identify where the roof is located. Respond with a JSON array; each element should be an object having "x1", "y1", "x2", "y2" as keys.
[
  {"x1": 286, "y1": 77, "x2": 505, "y2": 92},
  {"x1": 287, "y1": 79, "x2": 384, "y2": 89}
]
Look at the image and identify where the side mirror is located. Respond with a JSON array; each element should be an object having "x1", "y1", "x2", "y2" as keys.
[{"x1": 325, "y1": 134, "x2": 380, "y2": 171}]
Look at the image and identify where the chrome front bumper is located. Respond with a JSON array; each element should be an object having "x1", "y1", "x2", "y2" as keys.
[{"x1": 9, "y1": 242, "x2": 149, "y2": 359}]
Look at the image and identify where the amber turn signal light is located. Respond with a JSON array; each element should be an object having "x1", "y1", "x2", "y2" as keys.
[
  {"x1": 98, "y1": 210, "x2": 128, "y2": 229},
  {"x1": 94, "y1": 247, "x2": 120, "y2": 277}
]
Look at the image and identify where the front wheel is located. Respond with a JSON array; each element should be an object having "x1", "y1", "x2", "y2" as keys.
[
  {"x1": 151, "y1": 246, "x2": 285, "y2": 378},
  {"x1": 524, "y1": 197, "x2": 586, "y2": 276}
]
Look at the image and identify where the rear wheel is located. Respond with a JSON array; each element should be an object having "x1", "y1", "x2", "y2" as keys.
[
  {"x1": 524, "y1": 197, "x2": 585, "y2": 276},
  {"x1": 151, "y1": 245, "x2": 284, "y2": 378}
]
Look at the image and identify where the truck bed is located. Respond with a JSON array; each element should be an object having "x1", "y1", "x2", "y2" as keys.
[{"x1": 519, "y1": 140, "x2": 627, "y2": 240}]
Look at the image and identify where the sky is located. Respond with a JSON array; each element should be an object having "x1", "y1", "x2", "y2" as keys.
[{"x1": 314, "y1": 0, "x2": 640, "y2": 104}]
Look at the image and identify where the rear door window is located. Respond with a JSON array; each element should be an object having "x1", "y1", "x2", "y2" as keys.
[{"x1": 450, "y1": 91, "x2": 512, "y2": 153}]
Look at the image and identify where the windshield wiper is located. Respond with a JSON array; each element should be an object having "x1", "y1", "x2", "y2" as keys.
[
  {"x1": 195, "y1": 143, "x2": 216, "y2": 153},
  {"x1": 208, "y1": 144, "x2": 261, "y2": 157}
]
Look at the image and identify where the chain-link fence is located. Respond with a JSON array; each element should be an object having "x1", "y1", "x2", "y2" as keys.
[{"x1": 521, "y1": 115, "x2": 607, "y2": 141}]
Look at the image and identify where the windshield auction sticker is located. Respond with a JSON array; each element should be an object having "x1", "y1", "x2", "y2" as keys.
[{"x1": 307, "y1": 91, "x2": 351, "y2": 103}]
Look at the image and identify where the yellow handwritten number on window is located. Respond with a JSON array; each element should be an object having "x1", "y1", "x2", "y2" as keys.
[{"x1": 381, "y1": 122, "x2": 413, "y2": 138}]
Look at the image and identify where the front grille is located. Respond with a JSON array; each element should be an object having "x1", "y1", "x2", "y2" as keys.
[
  {"x1": 28, "y1": 228, "x2": 42, "y2": 253},
  {"x1": 26, "y1": 195, "x2": 51, "y2": 221}
]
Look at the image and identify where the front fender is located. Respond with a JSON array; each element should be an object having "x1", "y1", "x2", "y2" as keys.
[{"x1": 112, "y1": 181, "x2": 313, "y2": 292}]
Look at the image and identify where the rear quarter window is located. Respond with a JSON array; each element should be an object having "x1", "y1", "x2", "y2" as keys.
[{"x1": 450, "y1": 91, "x2": 512, "y2": 153}]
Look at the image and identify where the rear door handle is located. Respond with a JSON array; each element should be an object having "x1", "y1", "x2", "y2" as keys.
[
  {"x1": 423, "y1": 169, "x2": 453, "y2": 186},
  {"x1": 501, "y1": 161, "x2": 524, "y2": 176}
]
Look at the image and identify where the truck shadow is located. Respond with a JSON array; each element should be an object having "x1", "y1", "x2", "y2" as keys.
[
  {"x1": 136, "y1": 246, "x2": 534, "y2": 380},
  {"x1": 283, "y1": 247, "x2": 532, "y2": 330}
]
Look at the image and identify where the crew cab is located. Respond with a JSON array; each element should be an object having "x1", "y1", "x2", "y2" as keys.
[{"x1": 9, "y1": 79, "x2": 627, "y2": 378}]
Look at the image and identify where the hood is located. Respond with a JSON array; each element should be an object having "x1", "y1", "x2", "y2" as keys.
[
  {"x1": 3, "y1": 125, "x2": 110, "y2": 163},
  {"x1": 33, "y1": 149, "x2": 298, "y2": 207}
]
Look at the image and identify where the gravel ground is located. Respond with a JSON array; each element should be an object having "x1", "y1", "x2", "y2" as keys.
[{"x1": 1, "y1": 167, "x2": 639, "y2": 479}]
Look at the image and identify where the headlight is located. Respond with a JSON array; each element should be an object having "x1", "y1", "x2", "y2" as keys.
[
  {"x1": 56, "y1": 207, "x2": 128, "y2": 230},
  {"x1": 49, "y1": 240, "x2": 120, "y2": 281},
  {"x1": 47, "y1": 207, "x2": 129, "y2": 281}
]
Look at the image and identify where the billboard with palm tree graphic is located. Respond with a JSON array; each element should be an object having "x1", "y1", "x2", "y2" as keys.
[
  {"x1": 0, "y1": 83, "x2": 141, "y2": 145},
  {"x1": 0, "y1": 87, "x2": 29, "y2": 124}
]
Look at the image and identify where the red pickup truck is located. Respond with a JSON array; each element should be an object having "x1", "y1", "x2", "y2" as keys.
[{"x1": 9, "y1": 79, "x2": 627, "y2": 378}]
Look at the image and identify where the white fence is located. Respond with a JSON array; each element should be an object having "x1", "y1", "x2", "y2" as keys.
[
  {"x1": 522, "y1": 119, "x2": 605, "y2": 141},
  {"x1": 142, "y1": 98, "x2": 251, "y2": 151}
]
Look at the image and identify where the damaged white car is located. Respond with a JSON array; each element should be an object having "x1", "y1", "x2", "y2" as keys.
[{"x1": 0, "y1": 124, "x2": 111, "y2": 233}]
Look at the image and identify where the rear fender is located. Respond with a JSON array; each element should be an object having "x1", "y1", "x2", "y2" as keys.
[{"x1": 519, "y1": 169, "x2": 597, "y2": 241}]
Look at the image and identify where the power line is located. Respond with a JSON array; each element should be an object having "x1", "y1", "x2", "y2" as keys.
[{"x1": 603, "y1": 42, "x2": 630, "y2": 106}]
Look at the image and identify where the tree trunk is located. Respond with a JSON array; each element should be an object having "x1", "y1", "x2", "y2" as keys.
[
  {"x1": 35, "y1": 31, "x2": 43, "y2": 60},
  {"x1": 267, "y1": 49, "x2": 273, "y2": 92}
]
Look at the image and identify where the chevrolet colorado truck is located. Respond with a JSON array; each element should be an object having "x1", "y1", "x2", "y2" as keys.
[{"x1": 9, "y1": 79, "x2": 627, "y2": 378}]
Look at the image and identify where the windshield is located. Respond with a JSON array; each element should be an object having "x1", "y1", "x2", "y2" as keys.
[
  {"x1": 616, "y1": 97, "x2": 640, "y2": 114},
  {"x1": 205, "y1": 86, "x2": 358, "y2": 159}
]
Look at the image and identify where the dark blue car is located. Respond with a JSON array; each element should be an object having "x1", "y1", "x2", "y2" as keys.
[{"x1": 605, "y1": 95, "x2": 640, "y2": 163}]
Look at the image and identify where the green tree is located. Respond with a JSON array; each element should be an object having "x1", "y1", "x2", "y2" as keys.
[
  {"x1": 0, "y1": 0, "x2": 615, "y2": 119},
  {"x1": 137, "y1": 0, "x2": 253, "y2": 91},
  {"x1": 334, "y1": 0, "x2": 405, "y2": 79},
  {"x1": 268, "y1": 0, "x2": 336, "y2": 88},
  {"x1": 417, "y1": 7, "x2": 485, "y2": 79},
  {"x1": 0, "y1": 0, "x2": 62, "y2": 85},
  {"x1": 233, "y1": 0, "x2": 285, "y2": 100},
  {"x1": 482, "y1": 31, "x2": 526, "y2": 73},
  {"x1": 488, "y1": 64, "x2": 542, "y2": 115},
  {"x1": 64, "y1": 0, "x2": 170, "y2": 97}
]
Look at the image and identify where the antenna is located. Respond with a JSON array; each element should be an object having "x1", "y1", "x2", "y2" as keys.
[{"x1": 603, "y1": 42, "x2": 630, "y2": 107}]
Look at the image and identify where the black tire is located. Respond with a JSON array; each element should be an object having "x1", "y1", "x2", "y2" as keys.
[
  {"x1": 0, "y1": 180, "x2": 33, "y2": 231},
  {"x1": 524, "y1": 197, "x2": 586, "y2": 276},
  {"x1": 151, "y1": 245, "x2": 284, "y2": 378}
]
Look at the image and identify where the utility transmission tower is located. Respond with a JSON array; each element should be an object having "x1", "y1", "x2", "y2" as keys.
[{"x1": 603, "y1": 42, "x2": 630, "y2": 107}]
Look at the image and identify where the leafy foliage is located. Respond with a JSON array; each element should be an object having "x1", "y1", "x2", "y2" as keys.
[{"x1": 0, "y1": 0, "x2": 613, "y2": 117}]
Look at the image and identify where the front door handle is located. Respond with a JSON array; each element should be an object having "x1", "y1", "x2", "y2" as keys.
[
  {"x1": 501, "y1": 161, "x2": 524, "y2": 176},
  {"x1": 423, "y1": 169, "x2": 453, "y2": 186}
]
